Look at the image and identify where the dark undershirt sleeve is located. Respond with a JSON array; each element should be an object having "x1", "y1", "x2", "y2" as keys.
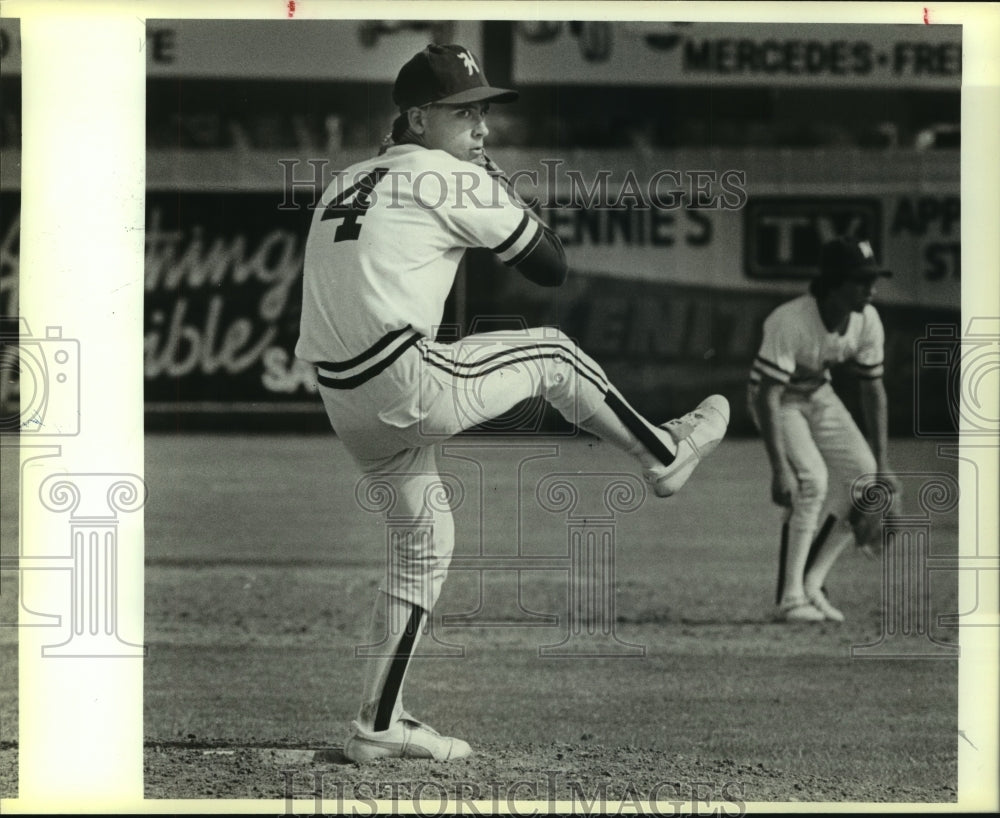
[{"x1": 510, "y1": 225, "x2": 568, "y2": 287}]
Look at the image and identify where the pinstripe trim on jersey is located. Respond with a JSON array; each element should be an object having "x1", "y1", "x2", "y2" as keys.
[
  {"x1": 315, "y1": 326, "x2": 421, "y2": 390},
  {"x1": 491, "y1": 212, "x2": 541, "y2": 265},
  {"x1": 492, "y1": 212, "x2": 529, "y2": 254},
  {"x1": 505, "y1": 228, "x2": 543, "y2": 268},
  {"x1": 418, "y1": 339, "x2": 610, "y2": 395},
  {"x1": 750, "y1": 354, "x2": 792, "y2": 384}
]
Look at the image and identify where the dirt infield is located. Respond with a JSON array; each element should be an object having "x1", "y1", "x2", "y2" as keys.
[{"x1": 2, "y1": 434, "x2": 963, "y2": 806}]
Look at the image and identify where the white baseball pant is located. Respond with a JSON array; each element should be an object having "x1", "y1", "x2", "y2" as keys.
[
  {"x1": 775, "y1": 383, "x2": 877, "y2": 604},
  {"x1": 317, "y1": 325, "x2": 670, "y2": 730}
]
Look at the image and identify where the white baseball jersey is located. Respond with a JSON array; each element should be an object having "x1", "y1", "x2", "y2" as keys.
[
  {"x1": 295, "y1": 144, "x2": 542, "y2": 381},
  {"x1": 296, "y1": 140, "x2": 611, "y2": 614},
  {"x1": 748, "y1": 293, "x2": 886, "y2": 613},
  {"x1": 749, "y1": 294, "x2": 885, "y2": 395}
]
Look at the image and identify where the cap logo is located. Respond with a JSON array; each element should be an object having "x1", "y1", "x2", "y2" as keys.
[
  {"x1": 858, "y1": 240, "x2": 874, "y2": 258},
  {"x1": 457, "y1": 50, "x2": 480, "y2": 75}
]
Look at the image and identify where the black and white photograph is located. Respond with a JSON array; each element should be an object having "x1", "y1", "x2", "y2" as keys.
[{"x1": 1, "y1": 1, "x2": 998, "y2": 813}]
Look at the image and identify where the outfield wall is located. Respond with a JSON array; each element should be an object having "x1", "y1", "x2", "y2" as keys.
[{"x1": 0, "y1": 148, "x2": 961, "y2": 434}]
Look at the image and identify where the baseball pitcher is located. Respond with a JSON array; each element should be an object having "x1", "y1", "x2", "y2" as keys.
[{"x1": 296, "y1": 44, "x2": 730, "y2": 761}]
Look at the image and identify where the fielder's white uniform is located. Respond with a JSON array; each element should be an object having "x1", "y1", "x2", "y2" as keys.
[
  {"x1": 748, "y1": 294, "x2": 884, "y2": 601},
  {"x1": 296, "y1": 144, "x2": 614, "y2": 612}
]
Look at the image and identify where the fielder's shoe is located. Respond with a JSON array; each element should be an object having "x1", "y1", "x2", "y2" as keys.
[
  {"x1": 806, "y1": 587, "x2": 845, "y2": 623},
  {"x1": 857, "y1": 542, "x2": 880, "y2": 561},
  {"x1": 646, "y1": 395, "x2": 730, "y2": 498},
  {"x1": 775, "y1": 599, "x2": 826, "y2": 623},
  {"x1": 342, "y1": 715, "x2": 472, "y2": 762}
]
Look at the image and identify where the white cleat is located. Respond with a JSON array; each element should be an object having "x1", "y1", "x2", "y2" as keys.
[
  {"x1": 775, "y1": 599, "x2": 827, "y2": 623},
  {"x1": 645, "y1": 395, "x2": 730, "y2": 498},
  {"x1": 857, "y1": 542, "x2": 880, "y2": 561},
  {"x1": 343, "y1": 715, "x2": 472, "y2": 762},
  {"x1": 806, "y1": 588, "x2": 846, "y2": 623}
]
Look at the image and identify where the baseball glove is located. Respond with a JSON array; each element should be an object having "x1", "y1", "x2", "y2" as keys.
[
  {"x1": 849, "y1": 473, "x2": 903, "y2": 559},
  {"x1": 849, "y1": 506, "x2": 882, "y2": 558}
]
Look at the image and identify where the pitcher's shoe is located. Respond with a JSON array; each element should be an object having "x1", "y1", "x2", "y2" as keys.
[
  {"x1": 806, "y1": 587, "x2": 845, "y2": 623},
  {"x1": 343, "y1": 715, "x2": 471, "y2": 762},
  {"x1": 645, "y1": 395, "x2": 730, "y2": 498},
  {"x1": 775, "y1": 598, "x2": 826, "y2": 623}
]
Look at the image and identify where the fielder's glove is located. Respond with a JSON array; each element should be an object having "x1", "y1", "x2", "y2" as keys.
[
  {"x1": 850, "y1": 472, "x2": 903, "y2": 559},
  {"x1": 849, "y1": 506, "x2": 882, "y2": 559}
]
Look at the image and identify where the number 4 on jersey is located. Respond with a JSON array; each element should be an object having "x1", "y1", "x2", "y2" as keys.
[{"x1": 321, "y1": 167, "x2": 389, "y2": 242}]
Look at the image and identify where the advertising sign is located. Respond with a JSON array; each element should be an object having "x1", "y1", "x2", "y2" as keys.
[
  {"x1": 2, "y1": 142, "x2": 945, "y2": 422},
  {"x1": 496, "y1": 150, "x2": 960, "y2": 309},
  {"x1": 0, "y1": 18, "x2": 20, "y2": 75},
  {"x1": 513, "y1": 21, "x2": 962, "y2": 89},
  {"x1": 142, "y1": 191, "x2": 315, "y2": 410},
  {"x1": 145, "y1": 19, "x2": 481, "y2": 80}
]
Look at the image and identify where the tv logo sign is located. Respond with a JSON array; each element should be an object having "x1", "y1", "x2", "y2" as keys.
[{"x1": 744, "y1": 198, "x2": 882, "y2": 280}]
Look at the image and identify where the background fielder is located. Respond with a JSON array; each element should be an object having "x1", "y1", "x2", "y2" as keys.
[
  {"x1": 295, "y1": 44, "x2": 729, "y2": 762},
  {"x1": 749, "y1": 236, "x2": 902, "y2": 624}
]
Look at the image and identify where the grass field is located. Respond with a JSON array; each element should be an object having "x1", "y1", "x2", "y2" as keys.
[{"x1": 1, "y1": 432, "x2": 964, "y2": 806}]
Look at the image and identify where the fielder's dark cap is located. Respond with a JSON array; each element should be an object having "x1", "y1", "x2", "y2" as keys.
[
  {"x1": 819, "y1": 237, "x2": 892, "y2": 281},
  {"x1": 393, "y1": 44, "x2": 518, "y2": 110}
]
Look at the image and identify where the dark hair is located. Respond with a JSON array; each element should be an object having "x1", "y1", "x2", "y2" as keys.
[
  {"x1": 379, "y1": 112, "x2": 416, "y2": 154},
  {"x1": 809, "y1": 274, "x2": 834, "y2": 300},
  {"x1": 390, "y1": 112, "x2": 411, "y2": 142}
]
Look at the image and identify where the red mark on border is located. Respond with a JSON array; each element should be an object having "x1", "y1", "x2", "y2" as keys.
[
  {"x1": 288, "y1": 0, "x2": 296, "y2": 18},
  {"x1": 923, "y1": 7, "x2": 930, "y2": 24}
]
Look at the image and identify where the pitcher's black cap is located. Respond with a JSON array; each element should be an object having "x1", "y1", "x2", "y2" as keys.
[
  {"x1": 820, "y1": 237, "x2": 893, "y2": 281},
  {"x1": 393, "y1": 44, "x2": 518, "y2": 110}
]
